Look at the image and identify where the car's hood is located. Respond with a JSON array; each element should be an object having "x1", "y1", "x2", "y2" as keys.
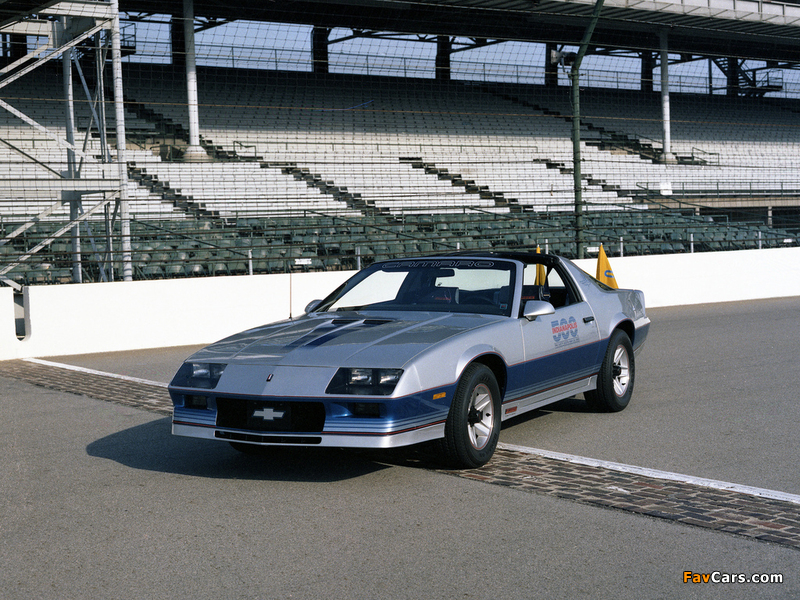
[{"x1": 188, "y1": 311, "x2": 500, "y2": 368}]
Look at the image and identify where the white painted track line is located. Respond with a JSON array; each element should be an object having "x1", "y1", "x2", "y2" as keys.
[
  {"x1": 23, "y1": 357, "x2": 169, "y2": 388},
  {"x1": 499, "y1": 442, "x2": 800, "y2": 505}
]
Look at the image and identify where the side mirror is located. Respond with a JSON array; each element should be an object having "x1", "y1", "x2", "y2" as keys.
[
  {"x1": 523, "y1": 300, "x2": 555, "y2": 321},
  {"x1": 304, "y1": 299, "x2": 322, "y2": 313}
]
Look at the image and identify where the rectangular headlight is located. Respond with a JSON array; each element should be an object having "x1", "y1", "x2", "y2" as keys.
[
  {"x1": 327, "y1": 368, "x2": 403, "y2": 396},
  {"x1": 173, "y1": 362, "x2": 227, "y2": 389},
  {"x1": 378, "y1": 370, "x2": 402, "y2": 386},
  {"x1": 348, "y1": 368, "x2": 374, "y2": 385},
  {"x1": 191, "y1": 363, "x2": 212, "y2": 378}
]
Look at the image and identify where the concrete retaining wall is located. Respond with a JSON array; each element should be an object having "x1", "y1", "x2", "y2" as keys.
[
  {"x1": 1, "y1": 247, "x2": 798, "y2": 360},
  {"x1": 0, "y1": 270, "x2": 352, "y2": 360},
  {"x1": 573, "y1": 246, "x2": 800, "y2": 308}
]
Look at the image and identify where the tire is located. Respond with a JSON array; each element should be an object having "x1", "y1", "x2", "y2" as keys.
[
  {"x1": 442, "y1": 363, "x2": 502, "y2": 469},
  {"x1": 585, "y1": 329, "x2": 634, "y2": 412}
]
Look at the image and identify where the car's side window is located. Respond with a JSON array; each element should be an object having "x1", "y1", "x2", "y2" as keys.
[{"x1": 522, "y1": 264, "x2": 573, "y2": 309}]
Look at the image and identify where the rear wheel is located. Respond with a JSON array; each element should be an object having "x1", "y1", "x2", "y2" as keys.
[
  {"x1": 442, "y1": 364, "x2": 502, "y2": 468},
  {"x1": 585, "y1": 329, "x2": 634, "y2": 412}
]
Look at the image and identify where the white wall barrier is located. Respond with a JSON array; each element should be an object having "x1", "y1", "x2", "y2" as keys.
[
  {"x1": 0, "y1": 270, "x2": 352, "y2": 361},
  {"x1": 573, "y1": 246, "x2": 800, "y2": 308},
  {"x1": 0, "y1": 247, "x2": 799, "y2": 361},
  {"x1": 0, "y1": 287, "x2": 16, "y2": 355}
]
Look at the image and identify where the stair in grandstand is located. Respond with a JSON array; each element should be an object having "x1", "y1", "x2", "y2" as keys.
[
  {"x1": 399, "y1": 157, "x2": 523, "y2": 213},
  {"x1": 581, "y1": 124, "x2": 708, "y2": 166},
  {"x1": 117, "y1": 95, "x2": 260, "y2": 162},
  {"x1": 527, "y1": 156, "x2": 623, "y2": 197},
  {"x1": 479, "y1": 86, "x2": 704, "y2": 166},
  {"x1": 127, "y1": 163, "x2": 221, "y2": 220},
  {"x1": 261, "y1": 162, "x2": 386, "y2": 215}
]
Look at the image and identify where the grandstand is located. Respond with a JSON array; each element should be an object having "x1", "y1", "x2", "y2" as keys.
[{"x1": 1, "y1": 0, "x2": 799, "y2": 287}]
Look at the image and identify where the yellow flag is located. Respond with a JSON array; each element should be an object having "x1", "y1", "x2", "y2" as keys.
[
  {"x1": 596, "y1": 244, "x2": 618, "y2": 289},
  {"x1": 535, "y1": 245, "x2": 546, "y2": 285}
]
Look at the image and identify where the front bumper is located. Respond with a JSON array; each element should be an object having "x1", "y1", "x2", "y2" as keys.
[
  {"x1": 169, "y1": 387, "x2": 453, "y2": 449},
  {"x1": 171, "y1": 421, "x2": 446, "y2": 449}
]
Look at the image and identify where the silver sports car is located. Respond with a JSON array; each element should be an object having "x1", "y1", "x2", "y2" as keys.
[{"x1": 169, "y1": 252, "x2": 650, "y2": 468}]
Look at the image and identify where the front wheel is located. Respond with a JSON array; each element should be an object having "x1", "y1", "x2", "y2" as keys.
[
  {"x1": 442, "y1": 364, "x2": 502, "y2": 468},
  {"x1": 585, "y1": 329, "x2": 634, "y2": 412}
]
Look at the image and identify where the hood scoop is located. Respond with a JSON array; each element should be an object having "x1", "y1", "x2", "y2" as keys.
[
  {"x1": 363, "y1": 319, "x2": 393, "y2": 326},
  {"x1": 328, "y1": 318, "x2": 393, "y2": 326},
  {"x1": 330, "y1": 319, "x2": 359, "y2": 326},
  {"x1": 289, "y1": 317, "x2": 396, "y2": 349}
]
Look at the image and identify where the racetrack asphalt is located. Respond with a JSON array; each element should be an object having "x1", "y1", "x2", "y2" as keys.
[{"x1": 1, "y1": 297, "x2": 799, "y2": 599}]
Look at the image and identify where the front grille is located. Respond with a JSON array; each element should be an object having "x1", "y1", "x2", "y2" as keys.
[{"x1": 216, "y1": 397, "x2": 325, "y2": 433}]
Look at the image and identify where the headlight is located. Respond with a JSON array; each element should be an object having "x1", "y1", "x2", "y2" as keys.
[
  {"x1": 173, "y1": 362, "x2": 227, "y2": 389},
  {"x1": 349, "y1": 368, "x2": 373, "y2": 385},
  {"x1": 326, "y1": 368, "x2": 403, "y2": 396}
]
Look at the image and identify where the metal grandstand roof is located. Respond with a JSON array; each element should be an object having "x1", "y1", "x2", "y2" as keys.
[
  {"x1": 0, "y1": 1, "x2": 57, "y2": 27},
  {"x1": 121, "y1": 0, "x2": 800, "y2": 60},
  {"x1": 4, "y1": 0, "x2": 800, "y2": 60}
]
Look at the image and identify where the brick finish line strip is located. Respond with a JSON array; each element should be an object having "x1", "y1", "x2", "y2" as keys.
[
  {"x1": 24, "y1": 357, "x2": 169, "y2": 388},
  {"x1": 443, "y1": 448, "x2": 800, "y2": 550},
  {"x1": 499, "y1": 442, "x2": 800, "y2": 506},
  {"x1": 1, "y1": 359, "x2": 172, "y2": 415}
]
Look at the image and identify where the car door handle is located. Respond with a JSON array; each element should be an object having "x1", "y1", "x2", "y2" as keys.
[{"x1": 583, "y1": 316, "x2": 595, "y2": 323}]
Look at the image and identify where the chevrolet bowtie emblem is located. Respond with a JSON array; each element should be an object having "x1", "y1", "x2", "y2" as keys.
[{"x1": 253, "y1": 408, "x2": 285, "y2": 421}]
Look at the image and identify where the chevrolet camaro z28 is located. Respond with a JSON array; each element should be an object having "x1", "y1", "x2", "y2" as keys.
[{"x1": 169, "y1": 251, "x2": 650, "y2": 468}]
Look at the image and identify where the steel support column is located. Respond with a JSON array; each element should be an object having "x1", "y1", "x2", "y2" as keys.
[
  {"x1": 62, "y1": 33, "x2": 82, "y2": 283},
  {"x1": 570, "y1": 0, "x2": 605, "y2": 260},
  {"x1": 727, "y1": 58, "x2": 741, "y2": 96},
  {"x1": 435, "y1": 36, "x2": 451, "y2": 81},
  {"x1": 312, "y1": 27, "x2": 330, "y2": 74},
  {"x1": 545, "y1": 43, "x2": 558, "y2": 88},
  {"x1": 641, "y1": 50, "x2": 654, "y2": 93},
  {"x1": 110, "y1": 0, "x2": 132, "y2": 280},
  {"x1": 182, "y1": 0, "x2": 210, "y2": 161},
  {"x1": 660, "y1": 31, "x2": 674, "y2": 163}
]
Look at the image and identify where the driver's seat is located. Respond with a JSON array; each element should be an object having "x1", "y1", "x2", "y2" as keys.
[
  {"x1": 521, "y1": 285, "x2": 550, "y2": 303},
  {"x1": 418, "y1": 286, "x2": 459, "y2": 304}
]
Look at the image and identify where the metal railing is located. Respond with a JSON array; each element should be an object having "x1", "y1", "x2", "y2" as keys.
[
  {"x1": 2, "y1": 205, "x2": 796, "y2": 286},
  {"x1": 119, "y1": 34, "x2": 800, "y2": 99}
]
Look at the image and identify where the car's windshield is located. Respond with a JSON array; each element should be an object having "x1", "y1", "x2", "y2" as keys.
[{"x1": 315, "y1": 259, "x2": 516, "y2": 316}]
